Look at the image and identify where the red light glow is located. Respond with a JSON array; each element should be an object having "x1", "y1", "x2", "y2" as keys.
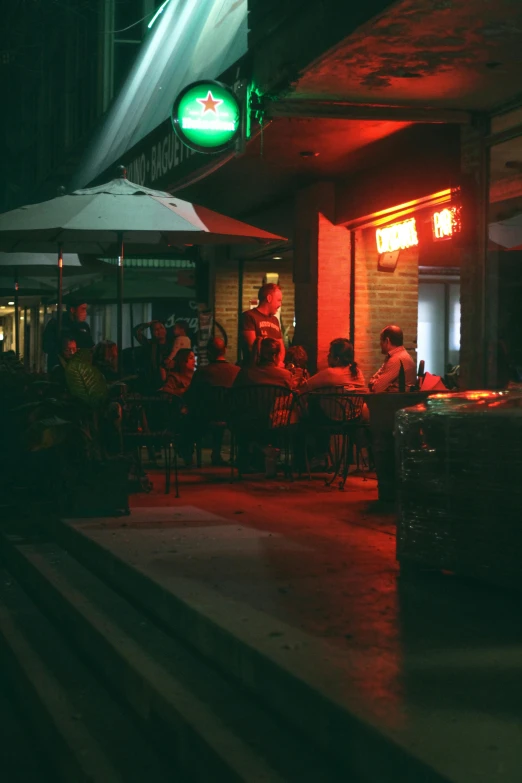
[
  {"x1": 376, "y1": 218, "x2": 418, "y2": 254},
  {"x1": 432, "y1": 206, "x2": 461, "y2": 240}
]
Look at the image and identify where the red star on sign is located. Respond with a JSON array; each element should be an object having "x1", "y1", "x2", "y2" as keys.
[{"x1": 196, "y1": 90, "x2": 223, "y2": 114}]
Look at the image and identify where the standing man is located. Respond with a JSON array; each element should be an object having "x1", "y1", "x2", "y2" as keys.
[
  {"x1": 43, "y1": 300, "x2": 93, "y2": 372},
  {"x1": 240, "y1": 283, "x2": 285, "y2": 365},
  {"x1": 368, "y1": 325, "x2": 416, "y2": 393}
]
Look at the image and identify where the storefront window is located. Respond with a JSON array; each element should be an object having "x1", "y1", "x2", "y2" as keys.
[
  {"x1": 488, "y1": 132, "x2": 522, "y2": 387},
  {"x1": 418, "y1": 280, "x2": 460, "y2": 377}
]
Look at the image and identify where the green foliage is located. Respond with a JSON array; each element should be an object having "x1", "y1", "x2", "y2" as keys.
[
  {"x1": 65, "y1": 355, "x2": 108, "y2": 410},
  {"x1": 24, "y1": 415, "x2": 73, "y2": 452}
]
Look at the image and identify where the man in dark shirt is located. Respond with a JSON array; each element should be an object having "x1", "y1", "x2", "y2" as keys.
[
  {"x1": 240, "y1": 283, "x2": 284, "y2": 365},
  {"x1": 133, "y1": 319, "x2": 171, "y2": 391},
  {"x1": 43, "y1": 300, "x2": 94, "y2": 372},
  {"x1": 186, "y1": 337, "x2": 239, "y2": 466}
]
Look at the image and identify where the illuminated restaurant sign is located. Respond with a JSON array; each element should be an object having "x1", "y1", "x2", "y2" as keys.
[
  {"x1": 432, "y1": 206, "x2": 460, "y2": 240},
  {"x1": 376, "y1": 218, "x2": 418, "y2": 254},
  {"x1": 171, "y1": 80, "x2": 241, "y2": 154}
]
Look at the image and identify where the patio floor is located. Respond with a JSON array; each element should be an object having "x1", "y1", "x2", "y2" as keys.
[{"x1": 61, "y1": 460, "x2": 522, "y2": 782}]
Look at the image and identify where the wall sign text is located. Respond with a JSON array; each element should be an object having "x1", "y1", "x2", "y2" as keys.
[{"x1": 376, "y1": 218, "x2": 419, "y2": 254}]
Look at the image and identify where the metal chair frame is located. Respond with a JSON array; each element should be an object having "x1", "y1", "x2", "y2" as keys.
[
  {"x1": 227, "y1": 384, "x2": 297, "y2": 480},
  {"x1": 189, "y1": 385, "x2": 232, "y2": 468},
  {"x1": 298, "y1": 386, "x2": 369, "y2": 489},
  {"x1": 122, "y1": 393, "x2": 181, "y2": 497}
]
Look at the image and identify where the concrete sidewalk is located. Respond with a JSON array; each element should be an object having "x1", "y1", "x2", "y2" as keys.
[{"x1": 63, "y1": 468, "x2": 522, "y2": 782}]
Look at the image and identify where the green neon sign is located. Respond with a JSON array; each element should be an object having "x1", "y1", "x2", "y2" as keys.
[{"x1": 171, "y1": 80, "x2": 241, "y2": 154}]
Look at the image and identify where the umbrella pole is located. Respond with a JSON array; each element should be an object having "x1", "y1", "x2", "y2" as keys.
[
  {"x1": 14, "y1": 273, "x2": 19, "y2": 359},
  {"x1": 117, "y1": 232, "x2": 124, "y2": 373},
  {"x1": 57, "y1": 245, "x2": 63, "y2": 338},
  {"x1": 129, "y1": 302, "x2": 136, "y2": 373}
]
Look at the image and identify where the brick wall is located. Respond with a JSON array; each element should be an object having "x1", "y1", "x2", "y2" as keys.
[
  {"x1": 214, "y1": 258, "x2": 240, "y2": 361},
  {"x1": 354, "y1": 228, "x2": 418, "y2": 384},
  {"x1": 213, "y1": 259, "x2": 295, "y2": 362},
  {"x1": 316, "y1": 213, "x2": 351, "y2": 370}
]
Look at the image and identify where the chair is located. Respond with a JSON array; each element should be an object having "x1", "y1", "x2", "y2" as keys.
[
  {"x1": 122, "y1": 393, "x2": 182, "y2": 496},
  {"x1": 228, "y1": 385, "x2": 296, "y2": 480},
  {"x1": 298, "y1": 386, "x2": 368, "y2": 489},
  {"x1": 189, "y1": 385, "x2": 231, "y2": 467}
]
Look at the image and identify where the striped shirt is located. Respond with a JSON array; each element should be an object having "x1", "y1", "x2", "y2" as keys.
[{"x1": 368, "y1": 345, "x2": 416, "y2": 393}]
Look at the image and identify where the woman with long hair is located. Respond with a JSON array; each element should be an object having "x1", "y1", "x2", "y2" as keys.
[
  {"x1": 234, "y1": 337, "x2": 292, "y2": 388},
  {"x1": 305, "y1": 338, "x2": 367, "y2": 391}
]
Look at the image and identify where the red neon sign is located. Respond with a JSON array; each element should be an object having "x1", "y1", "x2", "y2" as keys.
[
  {"x1": 432, "y1": 206, "x2": 461, "y2": 240},
  {"x1": 376, "y1": 218, "x2": 418, "y2": 254}
]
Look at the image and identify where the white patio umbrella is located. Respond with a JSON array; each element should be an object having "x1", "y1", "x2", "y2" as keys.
[
  {"x1": 0, "y1": 252, "x2": 90, "y2": 356},
  {"x1": 0, "y1": 169, "x2": 285, "y2": 366}
]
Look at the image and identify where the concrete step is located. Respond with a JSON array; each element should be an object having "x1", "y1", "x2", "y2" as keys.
[
  {"x1": 0, "y1": 534, "x2": 345, "y2": 783},
  {"x1": 0, "y1": 566, "x2": 176, "y2": 783},
  {"x1": 0, "y1": 676, "x2": 55, "y2": 782},
  {"x1": 53, "y1": 517, "x2": 450, "y2": 783}
]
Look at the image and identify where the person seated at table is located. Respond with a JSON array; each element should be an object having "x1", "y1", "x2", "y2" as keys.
[
  {"x1": 285, "y1": 345, "x2": 310, "y2": 389},
  {"x1": 368, "y1": 325, "x2": 416, "y2": 393},
  {"x1": 234, "y1": 337, "x2": 293, "y2": 388},
  {"x1": 134, "y1": 319, "x2": 172, "y2": 391},
  {"x1": 188, "y1": 337, "x2": 239, "y2": 391},
  {"x1": 185, "y1": 337, "x2": 240, "y2": 466},
  {"x1": 160, "y1": 348, "x2": 195, "y2": 396},
  {"x1": 43, "y1": 300, "x2": 93, "y2": 372},
  {"x1": 93, "y1": 340, "x2": 119, "y2": 382},
  {"x1": 304, "y1": 338, "x2": 367, "y2": 392}
]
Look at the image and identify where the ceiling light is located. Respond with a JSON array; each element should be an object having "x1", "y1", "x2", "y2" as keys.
[
  {"x1": 8, "y1": 301, "x2": 14, "y2": 305},
  {"x1": 273, "y1": 256, "x2": 282, "y2": 260},
  {"x1": 0, "y1": 306, "x2": 5, "y2": 309}
]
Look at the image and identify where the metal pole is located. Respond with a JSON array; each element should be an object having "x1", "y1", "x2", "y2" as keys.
[
  {"x1": 23, "y1": 306, "x2": 28, "y2": 371},
  {"x1": 57, "y1": 245, "x2": 63, "y2": 338},
  {"x1": 349, "y1": 230, "x2": 356, "y2": 347},
  {"x1": 129, "y1": 301, "x2": 136, "y2": 373},
  {"x1": 237, "y1": 258, "x2": 244, "y2": 364},
  {"x1": 14, "y1": 273, "x2": 20, "y2": 359},
  {"x1": 117, "y1": 232, "x2": 124, "y2": 373}
]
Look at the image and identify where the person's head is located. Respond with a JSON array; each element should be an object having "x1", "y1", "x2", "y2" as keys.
[
  {"x1": 380, "y1": 325, "x2": 404, "y2": 355},
  {"x1": 257, "y1": 283, "x2": 283, "y2": 316},
  {"x1": 151, "y1": 320, "x2": 167, "y2": 343},
  {"x1": 61, "y1": 337, "x2": 77, "y2": 360},
  {"x1": 174, "y1": 320, "x2": 189, "y2": 337},
  {"x1": 285, "y1": 345, "x2": 308, "y2": 371},
  {"x1": 256, "y1": 337, "x2": 281, "y2": 367},
  {"x1": 328, "y1": 338, "x2": 359, "y2": 378},
  {"x1": 207, "y1": 336, "x2": 226, "y2": 362},
  {"x1": 93, "y1": 340, "x2": 118, "y2": 371},
  {"x1": 328, "y1": 338, "x2": 354, "y2": 368},
  {"x1": 173, "y1": 348, "x2": 195, "y2": 375},
  {"x1": 68, "y1": 301, "x2": 88, "y2": 323}
]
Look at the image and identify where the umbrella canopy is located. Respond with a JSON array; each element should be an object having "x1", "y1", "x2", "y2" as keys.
[
  {"x1": 489, "y1": 214, "x2": 522, "y2": 251},
  {"x1": 0, "y1": 174, "x2": 285, "y2": 255},
  {"x1": 64, "y1": 270, "x2": 195, "y2": 303},
  {"x1": 0, "y1": 251, "x2": 85, "y2": 275},
  {"x1": 0, "y1": 171, "x2": 286, "y2": 367}
]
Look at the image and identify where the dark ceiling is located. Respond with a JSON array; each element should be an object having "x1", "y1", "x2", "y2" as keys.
[{"x1": 290, "y1": 0, "x2": 522, "y2": 111}]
